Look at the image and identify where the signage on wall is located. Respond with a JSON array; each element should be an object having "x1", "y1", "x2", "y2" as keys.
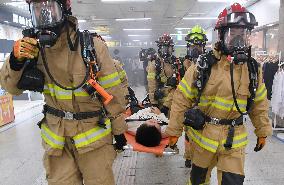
[
  {"x1": 12, "y1": 13, "x2": 31, "y2": 27},
  {"x1": 0, "y1": 94, "x2": 15, "y2": 127}
]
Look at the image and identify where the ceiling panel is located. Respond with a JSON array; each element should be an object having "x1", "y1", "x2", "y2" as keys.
[{"x1": 0, "y1": 0, "x2": 261, "y2": 47}]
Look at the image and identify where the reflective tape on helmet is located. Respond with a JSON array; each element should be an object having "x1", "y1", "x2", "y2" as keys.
[
  {"x1": 178, "y1": 78, "x2": 198, "y2": 99},
  {"x1": 41, "y1": 124, "x2": 65, "y2": 150},
  {"x1": 255, "y1": 84, "x2": 267, "y2": 102},
  {"x1": 188, "y1": 127, "x2": 219, "y2": 153},
  {"x1": 98, "y1": 72, "x2": 121, "y2": 89},
  {"x1": 73, "y1": 119, "x2": 112, "y2": 148}
]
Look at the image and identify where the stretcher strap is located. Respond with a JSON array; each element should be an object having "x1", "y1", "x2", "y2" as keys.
[{"x1": 125, "y1": 118, "x2": 168, "y2": 126}]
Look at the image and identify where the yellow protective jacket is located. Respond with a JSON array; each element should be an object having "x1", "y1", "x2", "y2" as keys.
[
  {"x1": 0, "y1": 16, "x2": 127, "y2": 156},
  {"x1": 113, "y1": 59, "x2": 129, "y2": 105},
  {"x1": 146, "y1": 57, "x2": 176, "y2": 109},
  {"x1": 166, "y1": 49, "x2": 272, "y2": 153}
]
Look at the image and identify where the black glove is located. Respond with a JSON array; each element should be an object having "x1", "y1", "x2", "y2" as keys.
[
  {"x1": 114, "y1": 134, "x2": 127, "y2": 152},
  {"x1": 154, "y1": 89, "x2": 164, "y2": 100},
  {"x1": 9, "y1": 52, "x2": 26, "y2": 71},
  {"x1": 160, "y1": 106, "x2": 169, "y2": 117},
  {"x1": 167, "y1": 76, "x2": 178, "y2": 87},
  {"x1": 184, "y1": 108, "x2": 205, "y2": 130}
]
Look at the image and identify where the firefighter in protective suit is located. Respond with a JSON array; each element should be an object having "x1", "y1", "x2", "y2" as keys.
[
  {"x1": 0, "y1": 0, "x2": 127, "y2": 185},
  {"x1": 147, "y1": 34, "x2": 182, "y2": 117},
  {"x1": 183, "y1": 25, "x2": 208, "y2": 168},
  {"x1": 166, "y1": 3, "x2": 272, "y2": 185},
  {"x1": 183, "y1": 25, "x2": 207, "y2": 70}
]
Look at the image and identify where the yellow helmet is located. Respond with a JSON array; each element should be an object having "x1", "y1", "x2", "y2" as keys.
[{"x1": 185, "y1": 25, "x2": 207, "y2": 45}]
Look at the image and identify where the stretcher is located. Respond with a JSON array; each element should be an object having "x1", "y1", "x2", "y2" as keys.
[{"x1": 123, "y1": 90, "x2": 178, "y2": 156}]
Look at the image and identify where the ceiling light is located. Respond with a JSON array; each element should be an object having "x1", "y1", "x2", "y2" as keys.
[
  {"x1": 102, "y1": 0, "x2": 154, "y2": 2},
  {"x1": 175, "y1": 28, "x2": 191, "y2": 30},
  {"x1": 128, "y1": 34, "x2": 151, "y2": 36},
  {"x1": 170, "y1": 33, "x2": 187, "y2": 36},
  {"x1": 183, "y1": 17, "x2": 217, "y2": 20},
  {"x1": 102, "y1": 35, "x2": 112, "y2": 39},
  {"x1": 116, "y1": 18, "x2": 151, "y2": 21},
  {"x1": 123, "y1": 28, "x2": 152, "y2": 31},
  {"x1": 78, "y1": 20, "x2": 87, "y2": 23},
  {"x1": 198, "y1": 0, "x2": 231, "y2": 2},
  {"x1": 175, "y1": 45, "x2": 187, "y2": 47},
  {"x1": 266, "y1": 23, "x2": 275, "y2": 27},
  {"x1": 87, "y1": 29, "x2": 109, "y2": 34},
  {"x1": 133, "y1": 40, "x2": 140, "y2": 42}
]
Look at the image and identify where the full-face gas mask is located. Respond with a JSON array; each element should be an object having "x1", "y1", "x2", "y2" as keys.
[
  {"x1": 158, "y1": 45, "x2": 174, "y2": 60},
  {"x1": 223, "y1": 27, "x2": 251, "y2": 64},
  {"x1": 185, "y1": 26, "x2": 207, "y2": 61},
  {"x1": 187, "y1": 44, "x2": 204, "y2": 60},
  {"x1": 28, "y1": 0, "x2": 66, "y2": 47}
]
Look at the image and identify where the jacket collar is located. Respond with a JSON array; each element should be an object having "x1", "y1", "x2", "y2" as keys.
[{"x1": 49, "y1": 16, "x2": 78, "y2": 50}]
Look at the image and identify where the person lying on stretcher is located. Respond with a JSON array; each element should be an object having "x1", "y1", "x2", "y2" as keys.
[{"x1": 126, "y1": 107, "x2": 168, "y2": 147}]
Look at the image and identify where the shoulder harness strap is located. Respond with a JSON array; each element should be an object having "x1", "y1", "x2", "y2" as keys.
[
  {"x1": 155, "y1": 58, "x2": 163, "y2": 88},
  {"x1": 194, "y1": 50, "x2": 217, "y2": 106}
]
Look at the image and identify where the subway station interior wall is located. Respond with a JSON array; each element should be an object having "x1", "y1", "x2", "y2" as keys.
[
  {"x1": 248, "y1": 0, "x2": 280, "y2": 26},
  {"x1": 0, "y1": 24, "x2": 21, "y2": 61}
]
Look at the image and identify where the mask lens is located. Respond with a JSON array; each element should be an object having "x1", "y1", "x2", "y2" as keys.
[
  {"x1": 224, "y1": 28, "x2": 251, "y2": 53},
  {"x1": 187, "y1": 45, "x2": 203, "y2": 59},
  {"x1": 160, "y1": 45, "x2": 173, "y2": 58},
  {"x1": 30, "y1": 0, "x2": 63, "y2": 29}
]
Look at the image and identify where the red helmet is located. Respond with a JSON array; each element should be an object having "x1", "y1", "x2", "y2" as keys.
[
  {"x1": 26, "y1": 0, "x2": 71, "y2": 10},
  {"x1": 215, "y1": 3, "x2": 257, "y2": 30},
  {"x1": 156, "y1": 34, "x2": 174, "y2": 47}
]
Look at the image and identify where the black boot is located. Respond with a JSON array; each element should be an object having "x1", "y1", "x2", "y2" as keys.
[{"x1": 185, "y1": 159, "x2": 192, "y2": 168}]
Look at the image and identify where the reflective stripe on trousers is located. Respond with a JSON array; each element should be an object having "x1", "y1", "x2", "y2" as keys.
[
  {"x1": 73, "y1": 119, "x2": 112, "y2": 148},
  {"x1": 187, "y1": 127, "x2": 248, "y2": 153},
  {"x1": 41, "y1": 119, "x2": 112, "y2": 149},
  {"x1": 41, "y1": 124, "x2": 65, "y2": 149}
]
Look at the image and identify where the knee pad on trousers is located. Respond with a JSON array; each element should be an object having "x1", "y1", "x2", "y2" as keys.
[
  {"x1": 190, "y1": 164, "x2": 208, "y2": 185},
  {"x1": 185, "y1": 134, "x2": 190, "y2": 142},
  {"x1": 221, "y1": 171, "x2": 245, "y2": 185}
]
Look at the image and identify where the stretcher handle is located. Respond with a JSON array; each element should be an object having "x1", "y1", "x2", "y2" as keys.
[{"x1": 123, "y1": 144, "x2": 178, "y2": 156}]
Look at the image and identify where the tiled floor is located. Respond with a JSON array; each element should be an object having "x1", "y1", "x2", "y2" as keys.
[{"x1": 0, "y1": 87, "x2": 284, "y2": 185}]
